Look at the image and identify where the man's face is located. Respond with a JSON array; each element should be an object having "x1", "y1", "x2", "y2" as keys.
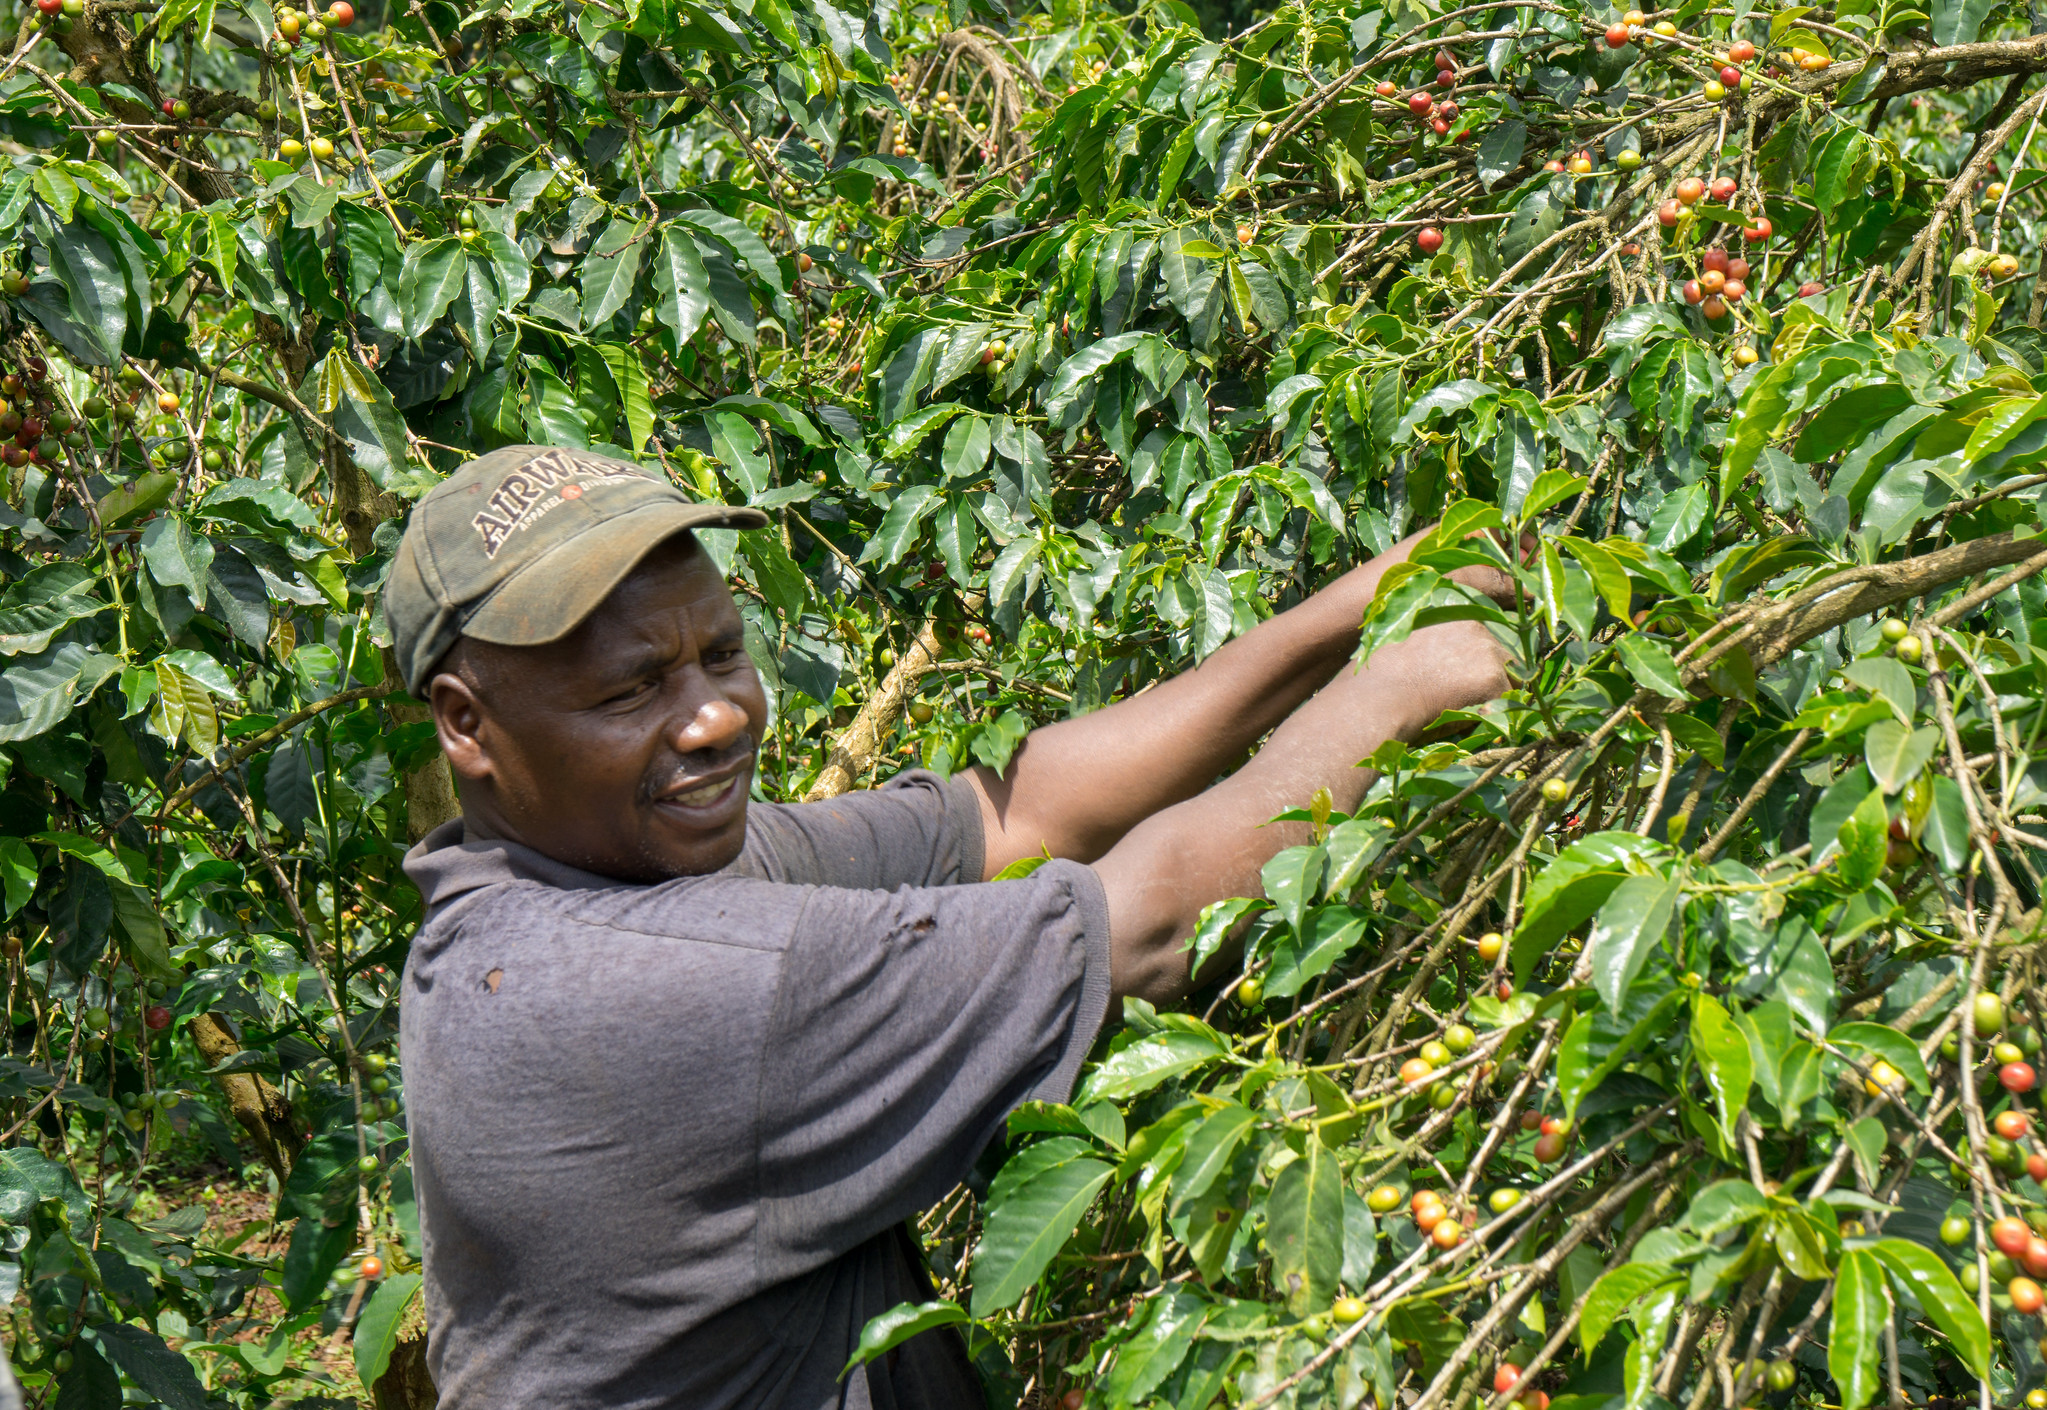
[{"x1": 428, "y1": 536, "x2": 769, "y2": 881}]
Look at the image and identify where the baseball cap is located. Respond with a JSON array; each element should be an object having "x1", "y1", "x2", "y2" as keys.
[{"x1": 386, "y1": 445, "x2": 769, "y2": 697}]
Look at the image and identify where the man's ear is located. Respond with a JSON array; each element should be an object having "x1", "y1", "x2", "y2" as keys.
[{"x1": 430, "y1": 672, "x2": 495, "y2": 785}]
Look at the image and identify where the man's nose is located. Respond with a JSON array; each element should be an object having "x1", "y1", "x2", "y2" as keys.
[{"x1": 667, "y1": 678, "x2": 751, "y2": 755}]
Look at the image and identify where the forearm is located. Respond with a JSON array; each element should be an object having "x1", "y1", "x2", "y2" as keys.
[
  {"x1": 969, "y1": 531, "x2": 1433, "y2": 876},
  {"x1": 1091, "y1": 621, "x2": 1503, "y2": 1004}
]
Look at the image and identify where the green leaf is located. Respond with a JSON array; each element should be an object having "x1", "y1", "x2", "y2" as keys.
[
  {"x1": 399, "y1": 237, "x2": 468, "y2": 340},
  {"x1": 1476, "y1": 119, "x2": 1526, "y2": 191},
  {"x1": 1868, "y1": 1238, "x2": 1989, "y2": 1376},
  {"x1": 1862, "y1": 719, "x2": 1939, "y2": 794},
  {"x1": 1587, "y1": 871, "x2": 1681, "y2": 1014},
  {"x1": 970, "y1": 1137, "x2": 1115, "y2": 1316},
  {"x1": 1931, "y1": 0, "x2": 1994, "y2": 43},
  {"x1": 1647, "y1": 481, "x2": 1712, "y2": 550},
  {"x1": 1830, "y1": 1022, "x2": 1930, "y2": 1095},
  {"x1": 140, "y1": 517, "x2": 214, "y2": 611},
  {"x1": 858, "y1": 485, "x2": 938, "y2": 568},
  {"x1": 1836, "y1": 785, "x2": 1891, "y2": 890},
  {"x1": 96, "y1": 469, "x2": 178, "y2": 530},
  {"x1": 0, "y1": 836, "x2": 34, "y2": 917},
  {"x1": 1169, "y1": 1102, "x2": 1259, "y2": 1211},
  {"x1": 651, "y1": 228, "x2": 711, "y2": 345},
  {"x1": 1578, "y1": 1263, "x2": 1680, "y2": 1352},
  {"x1": 1615, "y1": 634, "x2": 1688, "y2": 700},
  {"x1": 673, "y1": 207, "x2": 786, "y2": 294},
  {"x1": 1265, "y1": 906, "x2": 1369, "y2": 999},
  {"x1": 843, "y1": 1300, "x2": 972, "y2": 1374},
  {"x1": 94, "y1": 1323, "x2": 210, "y2": 1410},
  {"x1": 1558, "y1": 988, "x2": 1685, "y2": 1119},
  {"x1": 354, "y1": 1273, "x2": 424, "y2": 1387},
  {"x1": 1265, "y1": 1138, "x2": 1343, "y2": 1316},
  {"x1": 581, "y1": 217, "x2": 646, "y2": 328},
  {"x1": 1691, "y1": 993, "x2": 1753, "y2": 1142},
  {"x1": 1829, "y1": 1247, "x2": 1891, "y2": 1410},
  {"x1": 1077, "y1": 1030, "x2": 1228, "y2": 1105},
  {"x1": 1259, "y1": 844, "x2": 1325, "y2": 932}
]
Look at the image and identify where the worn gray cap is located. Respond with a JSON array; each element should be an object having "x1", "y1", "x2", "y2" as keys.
[{"x1": 386, "y1": 445, "x2": 768, "y2": 697}]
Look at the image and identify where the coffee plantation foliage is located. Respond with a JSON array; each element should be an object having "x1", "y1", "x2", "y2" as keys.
[{"x1": 4, "y1": 0, "x2": 2047, "y2": 1395}]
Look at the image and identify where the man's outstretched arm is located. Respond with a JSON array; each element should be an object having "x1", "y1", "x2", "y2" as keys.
[
  {"x1": 1090, "y1": 618, "x2": 1508, "y2": 1004},
  {"x1": 964, "y1": 527, "x2": 1503, "y2": 878}
]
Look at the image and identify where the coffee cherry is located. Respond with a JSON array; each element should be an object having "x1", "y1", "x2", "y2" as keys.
[
  {"x1": 1797, "y1": 280, "x2": 1823, "y2": 298},
  {"x1": 309, "y1": 136, "x2": 335, "y2": 161},
  {"x1": 1567, "y1": 151, "x2": 1593, "y2": 175},
  {"x1": 1864, "y1": 1060, "x2": 1904, "y2": 1096},
  {"x1": 1237, "y1": 975, "x2": 1262, "y2": 1006},
  {"x1": 2014, "y1": 1276, "x2": 2046, "y2": 1314},
  {"x1": 1476, "y1": 931, "x2": 1505, "y2": 961},
  {"x1": 1701, "y1": 295, "x2": 1727, "y2": 319},
  {"x1": 1703, "y1": 80, "x2": 1725, "y2": 101},
  {"x1": 1710, "y1": 175, "x2": 1737, "y2": 201},
  {"x1": 1683, "y1": 280, "x2": 1704, "y2": 305},
  {"x1": 1976, "y1": 992, "x2": 2007, "y2": 1036},
  {"x1": 1940, "y1": 1214, "x2": 1973, "y2": 1245},
  {"x1": 2006, "y1": 1062, "x2": 2038, "y2": 1093},
  {"x1": 1729, "y1": 39, "x2": 1756, "y2": 60},
  {"x1": 1616, "y1": 149, "x2": 1641, "y2": 170},
  {"x1": 1606, "y1": 22, "x2": 1630, "y2": 45},
  {"x1": 1366, "y1": 1185, "x2": 1404, "y2": 1213},
  {"x1": 1435, "y1": 67, "x2": 1456, "y2": 87},
  {"x1": 1999, "y1": 1110, "x2": 2031, "y2": 1139},
  {"x1": 1401, "y1": 1057, "x2": 1435, "y2": 1085},
  {"x1": 1332, "y1": 1295, "x2": 1366, "y2": 1324},
  {"x1": 1375, "y1": 80, "x2": 1397, "y2": 97},
  {"x1": 359, "y1": 1254, "x2": 383, "y2": 1278},
  {"x1": 279, "y1": 139, "x2": 306, "y2": 162},
  {"x1": 328, "y1": 0, "x2": 355, "y2": 22},
  {"x1": 1733, "y1": 345, "x2": 1758, "y2": 366},
  {"x1": 156, "y1": 390, "x2": 179, "y2": 413},
  {"x1": 1408, "y1": 91, "x2": 1434, "y2": 115},
  {"x1": 171, "y1": 99, "x2": 192, "y2": 121},
  {"x1": 1766, "y1": 1360, "x2": 1797, "y2": 1392},
  {"x1": 1894, "y1": 633, "x2": 1923, "y2": 663},
  {"x1": 1533, "y1": 1131, "x2": 1566, "y2": 1162},
  {"x1": 1541, "y1": 776, "x2": 1570, "y2": 803},
  {"x1": 1742, "y1": 216, "x2": 1772, "y2": 242},
  {"x1": 1719, "y1": 65, "x2": 1741, "y2": 86},
  {"x1": 143, "y1": 1005, "x2": 171, "y2": 1030},
  {"x1": 1495, "y1": 1364, "x2": 1523, "y2": 1395},
  {"x1": 1059, "y1": 1391, "x2": 1084, "y2": 1410},
  {"x1": 1488, "y1": 1187, "x2": 1523, "y2": 1214},
  {"x1": 1700, "y1": 269, "x2": 1725, "y2": 295},
  {"x1": 1657, "y1": 199, "x2": 1683, "y2": 227},
  {"x1": 1674, "y1": 176, "x2": 1705, "y2": 205},
  {"x1": 1444, "y1": 1023, "x2": 1476, "y2": 1053},
  {"x1": 1415, "y1": 226, "x2": 1443, "y2": 254},
  {"x1": 1430, "y1": 1216, "x2": 1464, "y2": 1249},
  {"x1": 93, "y1": 128, "x2": 117, "y2": 150}
]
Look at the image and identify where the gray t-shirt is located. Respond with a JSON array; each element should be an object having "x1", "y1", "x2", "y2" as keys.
[{"x1": 398, "y1": 771, "x2": 1114, "y2": 1409}]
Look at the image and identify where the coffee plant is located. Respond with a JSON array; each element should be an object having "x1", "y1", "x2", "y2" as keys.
[{"x1": 2, "y1": 0, "x2": 2047, "y2": 1396}]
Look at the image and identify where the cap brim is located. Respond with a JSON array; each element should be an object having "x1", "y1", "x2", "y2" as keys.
[{"x1": 458, "y1": 500, "x2": 769, "y2": 647}]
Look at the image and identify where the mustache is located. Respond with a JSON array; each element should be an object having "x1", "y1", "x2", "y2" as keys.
[{"x1": 639, "y1": 734, "x2": 757, "y2": 804}]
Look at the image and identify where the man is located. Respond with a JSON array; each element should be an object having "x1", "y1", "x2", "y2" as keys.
[{"x1": 390, "y1": 445, "x2": 1508, "y2": 1408}]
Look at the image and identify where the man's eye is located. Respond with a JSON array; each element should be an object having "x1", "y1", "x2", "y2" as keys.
[
  {"x1": 704, "y1": 648, "x2": 742, "y2": 668},
  {"x1": 606, "y1": 679, "x2": 656, "y2": 704}
]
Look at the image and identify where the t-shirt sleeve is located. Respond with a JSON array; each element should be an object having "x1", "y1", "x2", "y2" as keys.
[
  {"x1": 733, "y1": 769, "x2": 985, "y2": 892},
  {"x1": 751, "y1": 858, "x2": 1113, "y2": 1285}
]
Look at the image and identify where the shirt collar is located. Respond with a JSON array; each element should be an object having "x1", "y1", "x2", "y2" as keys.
[{"x1": 402, "y1": 818, "x2": 621, "y2": 916}]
